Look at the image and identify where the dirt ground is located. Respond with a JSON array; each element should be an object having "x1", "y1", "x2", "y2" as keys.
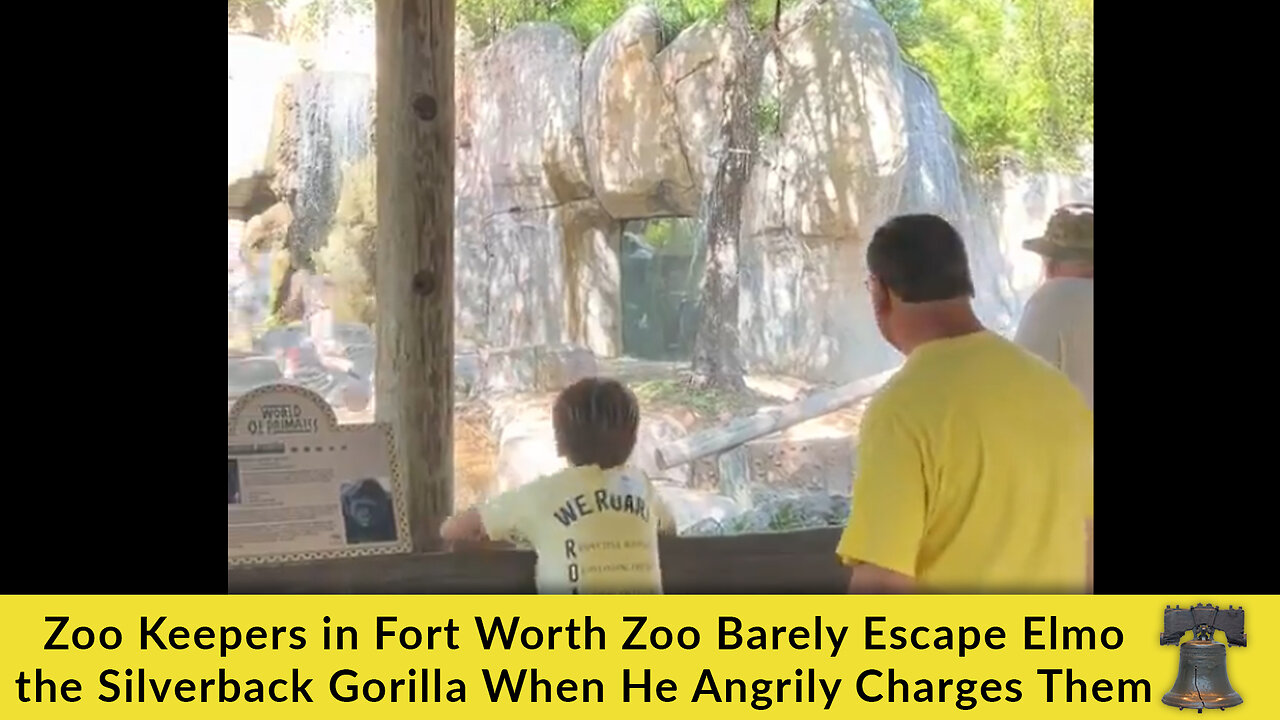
[
  {"x1": 629, "y1": 372, "x2": 870, "y2": 438},
  {"x1": 331, "y1": 367, "x2": 870, "y2": 514}
]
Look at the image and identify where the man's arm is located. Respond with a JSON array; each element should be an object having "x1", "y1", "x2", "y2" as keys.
[
  {"x1": 1013, "y1": 296, "x2": 1064, "y2": 370},
  {"x1": 835, "y1": 403, "x2": 927, "y2": 593},
  {"x1": 848, "y1": 562, "x2": 916, "y2": 594}
]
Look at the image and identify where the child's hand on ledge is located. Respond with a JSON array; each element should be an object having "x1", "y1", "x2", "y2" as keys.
[{"x1": 440, "y1": 508, "x2": 509, "y2": 550}]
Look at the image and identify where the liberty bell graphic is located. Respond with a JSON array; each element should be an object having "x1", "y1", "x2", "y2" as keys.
[{"x1": 1160, "y1": 603, "x2": 1246, "y2": 712}]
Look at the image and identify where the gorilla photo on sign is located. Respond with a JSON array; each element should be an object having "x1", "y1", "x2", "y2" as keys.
[
  {"x1": 228, "y1": 459, "x2": 241, "y2": 505},
  {"x1": 339, "y1": 478, "x2": 397, "y2": 544}
]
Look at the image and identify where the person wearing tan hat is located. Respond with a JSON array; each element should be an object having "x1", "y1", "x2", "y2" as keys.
[
  {"x1": 1015, "y1": 203, "x2": 1094, "y2": 593},
  {"x1": 1014, "y1": 203, "x2": 1094, "y2": 411}
]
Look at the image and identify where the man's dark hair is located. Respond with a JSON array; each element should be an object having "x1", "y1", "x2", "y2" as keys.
[
  {"x1": 867, "y1": 214, "x2": 976, "y2": 302},
  {"x1": 552, "y1": 377, "x2": 640, "y2": 470}
]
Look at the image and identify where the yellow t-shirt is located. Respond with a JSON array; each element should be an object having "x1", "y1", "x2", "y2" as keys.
[
  {"x1": 836, "y1": 330, "x2": 1094, "y2": 593},
  {"x1": 478, "y1": 465, "x2": 677, "y2": 594}
]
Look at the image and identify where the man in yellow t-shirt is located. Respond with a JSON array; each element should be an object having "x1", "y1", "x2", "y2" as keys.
[
  {"x1": 441, "y1": 378, "x2": 677, "y2": 594},
  {"x1": 837, "y1": 214, "x2": 1094, "y2": 594}
]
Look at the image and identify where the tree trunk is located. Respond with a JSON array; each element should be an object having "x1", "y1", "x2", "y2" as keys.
[
  {"x1": 374, "y1": 0, "x2": 455, "y2": 551},
  {"x1": 689, "y1": 0, "x2": 771, "y2": 392}
]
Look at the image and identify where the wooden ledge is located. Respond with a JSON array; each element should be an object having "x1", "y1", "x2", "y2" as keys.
[{"x1": 228, "y1": 528, "x2": 849, "y2": 594}]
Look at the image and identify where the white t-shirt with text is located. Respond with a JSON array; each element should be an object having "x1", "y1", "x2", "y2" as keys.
[{"x1": 478, "y1": 465, "x2": 676, "y2": 594}]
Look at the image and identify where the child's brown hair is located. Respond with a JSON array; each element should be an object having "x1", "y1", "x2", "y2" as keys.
[{"x1": 552, "y1": 377, "x2": 640, "y2": 469}]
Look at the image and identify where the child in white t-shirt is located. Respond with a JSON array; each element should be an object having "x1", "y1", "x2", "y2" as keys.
[{"x1": 441, "y1": 378, "x2": 676, "y2": 594}]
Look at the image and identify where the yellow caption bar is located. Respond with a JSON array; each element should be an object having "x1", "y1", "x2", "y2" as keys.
[{"x1": 1, "y1": 595, "x2": 1275, "y2": 718}]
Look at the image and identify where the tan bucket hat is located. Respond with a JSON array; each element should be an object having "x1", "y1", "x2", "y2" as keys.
[{"x1": 1023, "y1": 203, "x2": 1093, "y2": 262}]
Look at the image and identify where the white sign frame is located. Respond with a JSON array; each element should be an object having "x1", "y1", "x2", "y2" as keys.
[{"x1": 227, "y1": 383, "x2": 412, "y2": 567}]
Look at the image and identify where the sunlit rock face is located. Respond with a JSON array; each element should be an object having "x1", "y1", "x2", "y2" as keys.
[
  {"x1": 227, "y1": 34, "x2": 297, "y2": 210},
  {"x1": 581, "y1": 5, "x2": 700, "y2": 219},
  {"x1": 735, "y1": 0, "x2": 1092, "y2": 383},
  {"x1": 230, "y1": 0, "x2": 1091, "y2": 383},
  {"x1": 456, "y1": 24, "x2": 622, "y2": 357}
]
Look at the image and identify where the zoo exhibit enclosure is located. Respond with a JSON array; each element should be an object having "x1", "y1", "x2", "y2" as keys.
[
  {"x1": 228, "y1": 334, "x2": 889, "y2": 591},
  {"x1": 227, "y1": 1, "x2": 1093, "y2": 592}
]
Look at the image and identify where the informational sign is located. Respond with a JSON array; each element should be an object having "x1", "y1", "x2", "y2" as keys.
[{"x1": 227, "y1": 383, "x2": 411, "y2": 566}]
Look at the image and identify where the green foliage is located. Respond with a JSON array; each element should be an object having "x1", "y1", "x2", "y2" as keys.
[
  {"x1": 313, "y1": 155, "x2": 378, "y2": 325},
  {"x1": 872, "y1": 0, "x2": 1093, "y2": 172},
  {"x1": 632, "y1": 376, "x2": 763, "y2": 418},
  {"x1": 642, "y1": 219, "x2": 675, "y2": 249},
  {"x1": 452, "y1": 1, "x2": 1090, "y2": 171},
  {"x1": 457, "y1": 0, "x2": 701, "y2": 46},
  {"x1": 266, "y1": 248, "x2": 294, "y2": 327},
  {"x1": 456, "y1": 0, "x2": 564, "y2": 45},
  {"x1": 455, "y1": 0, "x2": 790, "y2": 48},
  {"x1": 632, "y1": 363, "x2": 773, "y2": 415},
  {"x1": 686, "y1": 491, "x2": 852, "y2": 535},
  {"x1": 291, "y1": 0, "x2": 373, "y2": 40},
  {"x1": 754, "y1": 95, "x2": 780, "y2": 137},
  {"x1": 228, "y1": 0, "x2": 286, "y2": 32},
  {"x1": 639, "y1": 217, "x2": 699, "y2": 255},
  {"x1": 228, "y1": 0, "x2": 373, "y2": 41},
  {"x1": 228, "y1": 0, "x2": 286, "y2": 10}
]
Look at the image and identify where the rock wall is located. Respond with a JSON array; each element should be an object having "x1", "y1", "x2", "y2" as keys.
[
  {"x1": 454, "y1": 0, "x2": 1093, "y2": 382},
  {"x1": 228, "y1": 0, "x2": 1093, "y2": 383},
  {"x1": 737, "y1": 0, "x2": 1091, "y2": 381},
  {"x1": 582, "y1": 7, "x2": 700, "y2": 218},
  {"x1": 228, "y1": 34, "x2": 297, "y2": 213},
  {"x1": 457, "y1": 24, "x2": 613, "y2": 352}
]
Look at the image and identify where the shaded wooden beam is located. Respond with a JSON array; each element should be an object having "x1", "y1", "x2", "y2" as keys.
[
  {"x1": 228, "y1": 529, "x2": 850, "y2": 594},
  {"x1": 654, "y1": 365, "x2": 901, "y2": 470},
  {"x1": 374, "y1": 0, "x2": 456, "y2": 550}
]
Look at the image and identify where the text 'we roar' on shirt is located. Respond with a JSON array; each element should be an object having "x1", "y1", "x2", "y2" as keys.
[
  {"x1": 551, "y1": 488, "x2": 654, "y2": 527},
  {"x1": 478, "y1": 465, "x2": 676, "y2": 595}
]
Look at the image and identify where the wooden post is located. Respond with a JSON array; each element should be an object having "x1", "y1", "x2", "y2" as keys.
[{"x1": 374, "y1": 0, "x2": 455, "y2": 551}]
